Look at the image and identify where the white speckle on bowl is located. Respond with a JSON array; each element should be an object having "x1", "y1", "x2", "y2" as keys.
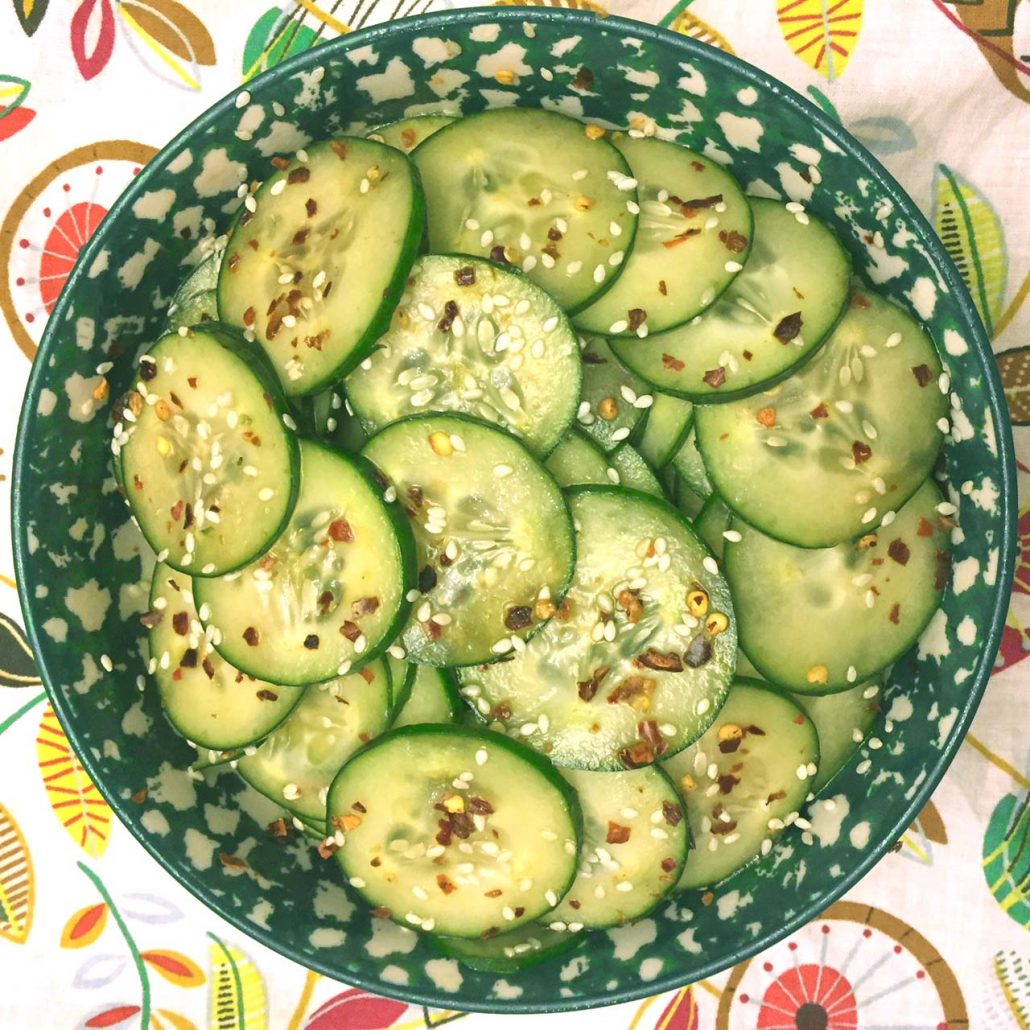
[
  {"x1": 119, "y1": 580, "x2": 149, "y2": 621},
  {"x1": 668, "y1": 98, "x2": 703, "y2": 124},
  {"x1": 983, "y1": 408, "x2": 998, "y2": 458},
  {"x1": 736, "y1": 86, "x2": 758, "y2": 106},
  {"x1": 607, "y1": 918, "x2": 656, "y2": 960},
  {"x1": 560, "y1": 954, "x2": 589, "y2": 981},
  {"x1": 64, "y1": 373, "x2": 103, "y2": 423},
  {"x1": 471, "y1": 23, "x2": 501, "y2": 43},
  {"x1": 425, "y1": 958, "x2": 463, "y2": 992},
  {"x1": 35, "y1": 585, "x2": 47, "y2": 599},
  {"x1": 789, "y1": 142, "x2": 821, "y2": 166},
  {"x1": 677, "y1": 63, "x2": 707, "y2": 97},
  {"x1": 310, "y1": 928, "x2": 345, "y2": 948},
  {"x1": 917, "y1": 609, "x2": 950, "y2": 662},
  {"x1": 37, "y1": 388, "x2": 57, "y2": 416},
  {"x1": 118, "y1": 239, "x2": 161, "y2": 290},
  {"x1": 204, "y1": 803, "x2": 240, "y2": 836},
  {"x1": 147, "y1": 760, "x2": 198, "y2": 812},
  {"x1": 193, "y1": 148, "x2": 246, "y2": 198},
  {"x1": 887, "y1": 696, "x2": 914, "y2": 723},
  {"x1": 368, "y1": 918, "x2": 418, "y2": 957},
  {"x1": 676, "y1": 927, "x2": 702, "y2": 955},
  {"x1": 492, "y1": 979, "x2": 522, "y2": 999},
  {"x1": 716, "y1": 889, "x2": 752, "y2": 920},
  {"x1": 413, "y1": 36, "x2": 461, "y2": 67},
  {"x1": 906, "y1": 276, "x2": 937, "y2": 319},
  {"x1": 951, "y1": 556, "x2": 980, "y2": 595},
  {"x1": 122, "y1": 699, "x2": 151, "y2": 738},
  {"x1": 65, "y1": 579, "x2": 110, "y2": 631},
  {"x1": 541, "y1": 94, "x2": 584, "y2": 119},
  {"x1": 236, "y1": 105, "x2": 265, "y2": 139},
  {"x1": 746, "y1": 179, "x2": 781, "y2": 201},
  {"x1": 132, "y1": 189, "x2": 177, "y2": 222},
  {"x1": 255, "y1": 121, "x2": 313, "y2": 157},
  {"x1": 984, "y1": 547, "x2": 999, "y2": 587},
  {"x1": 717, "y1": 112, "x2": 763, "y2": 152},
  {"x1": 314, "y1": 881, "x2": 355, "y2": 923},
  {"x1": 429, "y1": 69, "x2": 469, "y2": 98},
  {"x1": 639, "y1": 958, "x2": 663, "y2": 982},
  {"x1": 73, "y1": 654, "x2": 102, "y2": 694},
  {"x1": 864, "y1": 245, "x2": 907, "y2": 284},
  {"x1": 950, "y1": 404, "x2": 974, "y2": 443},
  {"x1": 550, "y1": 35, "x2": 581, "y2": 59},
  {"x1": 347, "y1": 44, "x2": 379, "y2": 66},
  {"x1": 69, "y1": 517, "x2": 88, "y2": 542},
  {"x1": 184, "y1": 827, "x2": 217, "y2": 870},
  {"x1": 476, "y1": 43, "x2": 532, "y2": 80},
  {"x1": 970, "y1": 476, "x2": 1000, "y2": 514},
  {"x1": 943, "y1": 329, "x2": 969, "y2": 356},
  {"x1": 88, "y1": 249, "x2": 109, "y2": 278},
  {"x1": 809, "y1": 795, "x2": 850, "y2": 846},
  {"x1": 49, "y1": 483, "x2": 77, "y2": 507},
  {"x1": 622, "y1": 66, "x2": 659, "y2": 89},
  {"x1": 167, "y1": 148, "x2": 193, "y2": 174},
  {"x1": 141, "y1": 809, "x2": 170, "y2": 836},
  {"x1": 935, "y1": 706, "x2": 959, "y2": 747},
  {"x1": 381, "y1": 965, "x2": 410, "y2": 986},
  {"x1": 75, "y1": 317, "x2": 96, "y2": 351},
  {"x1": 904, "y1": 767, "x2": 928, "y2": 801},
  {"x1": 248, "y1": 899, "x2": 274, "y2": 929},
  {"x1": 479, "y1": 88, "x2": 519, "y2": 108},
  {"x1": 172, "y1": 205, "x2": 203, "y2": 242},
  {"x1": 775, "y1": 161, "x2": 814, "y2": 202},
  {"x1": 41, "y1": 616, "x2": 67, "y2": 643},
  {"x1": 294, "y1": 69, "x2": 325, "y2": 110},
  {"x1": 358, "y1": 56, "x2": 415, "y2": 103},
  {"x1": 703, "y1": 140, "x2": 732, "y2": 166}
]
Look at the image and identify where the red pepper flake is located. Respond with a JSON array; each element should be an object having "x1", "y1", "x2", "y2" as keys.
[
  {"x1": 303, "y1": 634, "x2": 319, "y2": 650},
  {"x1": 767, "y1": 790, "x2": 787, "y2": 803},
  {"x1": 607, "y1": 676, "x2": 655, "y2": 708},
  {"x1": 703, "y1": 367, "x2": 727, "y2": 389},
  {"x1": 682, "y1": 193, "x2": 723, "y2": 212},
  {"x1": 911, "y1": 364, "x2": 933, "y2": 387},
  {"x1": 340, "y1": 621, "x2": 361, "y2": 642},
  {"x1": 371, "y1": 907, "x2": 392, "y2": 919},
  {"x1": 359, "y1": 667, "x2": 375, "y2": 684},
  {"x1": 179, "y1": 648, "x2": 199, "y2": 669},
  {"x1": 270, "y1": 156, "x2": 290, "y2": 170},
  {"x1": 437, "y1": 299, "x2": 460, "y2": 333},
  {"x1": 852, "y1": 440, "x2": 872, "y2": 465},
  {"x1": 662, "y1": 353, "x2": 685, "y2": 372},
  {"x1": 454, "y1": 265, "x2": 476, "y2": 287},
  {"x1": 627, "y1": 308, "x2": 647, "y2": 332},
  {"x1": 888, "y1": 602, "x2": 901, "y2": 624},
  {"x1": 810, "y1": 403, "x2": 829, "y2": 419},
  {"x1": 888, "y1": 539, "x2": 911, "y2": 565},
  {"x1": 489, "y1": 244, "x2": 509, "y2": 264},
  {"x1": 935, "y1": 549, "x2": 951, "y2": 591},
  {"x1": 468, "y1": 796, "x2": 494, "y2": 815},
  {"x1": 658, "y1": 279, "x2": 668, "y2": 296},
  {"x1": 187, "y1": 376, "x2": 198, "y2": 389},
  {"x1": 639, "y1": 719, "x2": 668, "y2": 757},
  {"x1": 437, "y1": 874, "x2": 457, "y2": 895},
  {"x1": 773, "y1": 312, "x2": 803, "y2": 343},
  {"x1": 292, "y1": 228, "x2": 310, "y2": 246},
  {"x1": 571, "y1": 65, "x2": 595, "y2": 90},
  {"x1": 171, "y1": 611, "x2": 189, "y2": 635},
  {"x1": 718, "y1": 229, "x2": 748, "y2": 253},
  {"x1": 202, "y1": 658, "x2": 215, "y2": 679},
  {"x1": 661, "y1": 857, "x2": 677, "y2": 872},
  {"x1": 917, "y1": 517, "x2": 935, "y2": 537},
  {"x1": 328, "y1": 518, "x2": 353, "y2": 542},
  {"x1": 267, "y1": 818, "x2": 293, "y2": 839},
  {"x1": 547, "y1": 226, "x2": 563, "y2": 241},
  {"x1": 638, "y1": 648, "x2": 684, "y2": 672},
  {"x1": 131, "y1": 788, "x2": 148, "y2": 804},
  {"x1": 504, "y1": 606, "x2": 533, "y2": 631},
  {"x1": 132, "y1": 474, "x2": 143, "y2": 491},
  {"x1": 352, "y1": 597, "x2": 380, "y2": 620},
  {"x1": 316, "y1": 840, "x2": 339, "y2": 860},
  {"x1": 662, "y1": 228, "x2": 702, "y2": 249},
  {"x1": 243, "y1": 306, "x2": 255, "y2": 327},
  {"x1": 491, "y1": 702, "x2": 512, "y2": 721},
  {"x1": 220, "y1": 852, "x2": 248, "y2": 870},
  {"x1": 542, "y1": 242, "x2": 559, "y2": 260},
  {"x1": 577, "y1": 666, "x2": 609, "y2": 702},
  {"x1": 606, "y1": 821, "x2": 631, "y2": 844},
  {"x1": 618, "y1": 741, "x2": 656, "y2": 769},
  {"x1": 305, "y1": 198, "x2": 317, "y2": 217},
  {"x1": 256, "y1": 689, "x2": 279, "y2": 701},
  {"x1": 717, "y1": 774, "x2": 740, "y2": 795},
  {"x1": 755, "y1": 407, "x2": 777, "y2": 428},
  {"x1": 742, "y1": 350, "x2": 754, "y2": 362},
  {"x1": 747, "y1": 724, "x2": 766, "y2": 735},
  {"x1": 139, "y1": 609, "x2": 163, "y2": 629},
  {"x1": 710, "y1": 817, "x2": 738, "y2": 836},
  {"x1": 288, "y1": 166, "x2": 311, "y2": 184},
  {"x1": 662, "y1": 801, "x2": 683, "y2": 826},
  {"x1": 228, "y1": 253, "x2": 241, "y2": 273},
  {"x1": 690, "y1": 161, "x2": 705, "y2": 172},
  {"x1": 618, "y1": 589, "x2": 643, "y2": 623},
  {"x1": 243, "y1": 626, "x2": 260, "y2": 647},
  {"x1": 483, "y1": 888, "x2": 502, "y2": 898},
  {"x1": 582, "y1": 350, "x2": 607, "y2": 365}
]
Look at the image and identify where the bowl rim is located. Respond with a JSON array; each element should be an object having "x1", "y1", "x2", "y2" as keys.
[{"x1": 11, "y1": 5, "x2": 1018, "y2": 1014}]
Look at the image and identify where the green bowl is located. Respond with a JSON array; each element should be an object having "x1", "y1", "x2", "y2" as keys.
[{"x1": 11, "y1": 7, "x2": 1016, "y2": 1013}]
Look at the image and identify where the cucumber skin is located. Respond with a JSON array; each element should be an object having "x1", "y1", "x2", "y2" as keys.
[
  {"x1": 216, "y1": 140, "x2": 428, "y2": 398},
  {"x1": 119, "y1": 322, "x2": 302, "y2": 579},
  {"x1": 431, "y1": 928, "x2": 583, "y2": 973}
]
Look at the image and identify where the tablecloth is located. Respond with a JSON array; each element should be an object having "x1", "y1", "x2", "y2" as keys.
[{"x1": 0, "y1": 1, "x2": 1028, "y2": 1026}]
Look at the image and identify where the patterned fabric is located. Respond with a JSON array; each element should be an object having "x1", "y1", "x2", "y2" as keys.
[{"x1": 0, "y1": 1, "x2": 1027, "y2": 1026}]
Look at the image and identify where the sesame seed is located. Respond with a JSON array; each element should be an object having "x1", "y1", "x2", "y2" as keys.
[
  {"x1": 100, "y1": 654, "x2": 113, "y2": 672},
  {"x1": 861, "y1": 507, "x2": 878, "y2": 524},
  {"x1": 725, "y1": 261, "x2": 743, "y2": 273},
  {"x1": 283, "y1": 783, "x2": 301, "y2": 800},
  {"x1": 868, "y1": 737, "x2": 883, "y2": 750},
  {"x1": 880, "y1": 510, "x2": 897, "y2": 527},
  {"x1": 615, "y1": 881, "x2": 634, "y2": 893},
  {"x1": 606, "y1": 467, "x2": 620, "y2": 484},
  {"x1": 282, "y1": 413, "x2": 297, "y2": 431},
  {"x1": 796, "y1": 764, "x2": 810, "y2": 780},
  {"x1": 856, "y1": 759, "x2": 872, "y2": 774},
  {"x1": 594, "y1": 265, "x2": 606, "y2": 284},
  {"x1": 696, "y1": 698, "x2": 711, "y2": 716},
  {"x1": 723, "y1": 530, "x2": 743, "y2": 543},
  {"x1": 244, "y1": 195, "x2": 257, "y2": 213},
  {"x1": 702, "y1": 556, "x2": 719, "y2": 576},
  {"x1": 846, "y1": 665, "x2": 858, "y2": 682},
  {"x1": 609, "y1": 251, "x2": 625, "y2": 267},
  {"x1": 937, "y1": 501, "x2": 957, "y2": 516},
  {"x1": 634, "y1": 394, "x2": 654, "y2": 409}
]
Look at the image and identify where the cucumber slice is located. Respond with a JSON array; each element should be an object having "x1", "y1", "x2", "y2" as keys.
[
  {"x1": 433, "y1": 924, "x2": 580, "y2": 973},
  {"x1": 670, "y1": 428, "x2": 713, "y2": 501},
  {"x1": 695, "y1": 289, "x2": 948, "y2": 547},
  {"x1": 545, "y1": 429, "x2": 611, "y2": 488},
  {"x1": 578, "y1": 335, "x2": 652, "y2": 452},
  {"x1": 662, "y1": 679, "x2": 819, "y2": 889},
  {"x1": 327, "y1": 726, "x2": 582, "y2": 938},
  {"x1": 636, "y1": 393, "x2": 694, "y2": 469},
  {"x1": 369, "y1": 114, "x2": 456, "y2": 153},
  {"x1": 674, "y1": 478, "x2": 706, "y2": 521},
  {"x1": 147, "y1": 563, "x2": 302, "y2": 750},
  {"x1": 694, "y1": 495, "x2": 732, "y2": 557},
  {"x1": 609, "y1": 444, "x2": 663, "y2": 497},
  {"x1": 362, "y1": 414, "x2": 575, "y2": 666},
  {"x1": 611, "y1": 198, "x2": 851, "y2": 401},
  {"x1": 456, "y1": 487, "x2": 736, "y2": 771},
  {"x1": 393, "y1": 666, "x2": 462, "y2": 728},
  {"x1": 550, "y1": 766, "x2": 688, "y2": 928},
  {"x1": 794, "y1": 680, "x2": 882, "y2": 793},
  {"x1": 117, "y1": 325, "x2": 300, "y2": 578},
  {"x1": 727, "y1": 478, "x2": 950, "y2": 693},
  {"x1": 386, "y1": 652, "x2": 417, "y2": 716},
  {"x1": 196, "y1": 440, "x2": 415, "y2": 685},
  {"x1": 166, "y1": 251, "x2": 222, "y2": 332},
  {"x1": 574, "y1": 138, "x2": 752, "y2": 337},
  {"x1": 346, "y1": 254, "x2": 582, "y2": 456},
  {"x1": 167, "y1": 291, "x2": 217, "y2": 333},
  {"x1": 237, "y1": 659, "x2": 390, "y2": 825},
  {"x1": 218, "y1": 137, "x2": 424, "y2": 396},
  {"x1": 412, "y1": 109, "x2": 638, "y2": 312},
  {"x1": 188, "y1": 745, "x2": 241, "y2": 771}
]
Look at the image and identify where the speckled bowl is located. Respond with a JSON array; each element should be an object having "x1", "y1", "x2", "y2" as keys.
[{"x1": 11, "y1": 7, "x2": 1017, "y2": 1013}]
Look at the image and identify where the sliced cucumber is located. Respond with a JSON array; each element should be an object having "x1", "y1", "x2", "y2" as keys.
[
  {"x1": 636, "y1": 393, "x2": 694, "y2": 470},
  {"x1": 662, "y1": 679, "x2": 819, "y2": 889},
  {"x1": 727, "y1": 479, "x2": 950, "y2": 693},
  {"x1": 574, "y1": 138, "x2": 751, "y2": 336},
  {"x1": 327, "y1": 726, "x2": 582, "y2": 938},
  {"x1": 167, "y1": 291, "x2": 217, "y2": 333},
  {"x1": 674, "y1": 478, "x2": 707, "y2": 521},
  {"x1": 670, "y1": 428, "x2": 713, "y2": 502},
  {"x1": 386, "y1": 652, "x2": 417, "y2": 716},
  {"x1": 550, "y1": 766, "x2": 688, "y2": 928},
  {"x1": 694, "y1": 495, "x2": 732, "y2": 557},
  {"x1": 794, "y1": 680, "x2": 882, "y2": 793},
  {"x1": 362, "y1": 414, "x2": 575, "y2": 666},
  {"x1": 118, "y1": 326, "x2": 300, "y2": 577},
  {"x1": 578, "y1": 335, "x2": 652, "y2": 452},
  {"x1": 196, "y1": 440, "x2": 415, "y2": 685},
  {"x1": 218, "y1": 137, "x2": 424, "y2": 396},
  {"x1": 237, "y1": 659, "x2": 390, "y2": 824},
  {"x1": 147, "y1": 563, "x2": 302, "y2": 750},
  {"x1": 393, "y1": 666, "x2": 462, "y2": 728},
  {"x1": 611, "y1": 198, "x2": 851, "y2": 401},
  {"x1": 412, "y1": 109, "x2": 638, "y2": 312},
  {"x1": 609, "y1": 444, "x2": 663, "y2": 497},
  {"x1": 346, "y1": 254, "x2": 581, "y2": 456},
  {"x1": 433, "y1": 924, "x2": 580, "y2": 972},
  {"x1": 456, "y1": 487, "x2": 736, "y2": 770},
  {"x1": 545, "y1": 429, "x2": 611, "y2": 488},
  {"x1": 369, "y1": 114, "x2": 456, "y2": 153},
  {"x1": 695, "y1": 290, "x2": 948, "y2": 547},
  {"x1": 167, "y1": 249, "x2": 222, "y2": 332}
]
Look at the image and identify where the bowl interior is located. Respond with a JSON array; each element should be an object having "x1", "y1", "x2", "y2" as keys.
[{"x1": 12, "y1": 8, "x2": 1015, "y2": 1013}]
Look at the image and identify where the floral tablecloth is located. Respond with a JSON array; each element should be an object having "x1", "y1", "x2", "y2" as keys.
[{"x1": 1, "y1": 1, "x2": 1028, "y2": 1027}]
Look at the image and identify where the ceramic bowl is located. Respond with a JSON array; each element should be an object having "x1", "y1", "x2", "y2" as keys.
[{"x1": 11, "y1": 7, "x2": 1016, "y2": 1013}]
